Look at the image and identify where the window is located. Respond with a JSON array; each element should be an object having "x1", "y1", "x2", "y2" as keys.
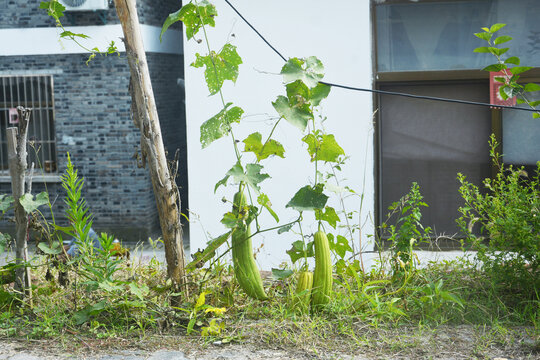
[
  {"x1": 0, "y1": 75, "x2": 57, "y2": 173},
  {"x1": 502, "y1": 88, "x2": 540, "y2": 166},
  {"x1": 375, "y1": 0, "x2": 540, "y2": 72},
  {"x1": 373, "y1": 0, "x2": 540, "y2": 237},
  {"x1": 378, "y1": 82, "x2": 492, "y2": 235}
]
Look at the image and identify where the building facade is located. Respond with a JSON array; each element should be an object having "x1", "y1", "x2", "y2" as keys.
[
  {"x1": 0, "y1": 0, "x2": 188, "y2": 241},
  {"x1": 185, "y1": 0, "x2": 540, "y2": 269},
  {"x1": 373, "y1": 0, "x2": 540, "y2": 241}
]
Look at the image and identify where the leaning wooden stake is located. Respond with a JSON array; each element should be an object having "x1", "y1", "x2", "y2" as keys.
[
  {"x1": 7, "y1": 106, "x2": 33, "y2": 303},
  {"x1": 114, "y1": 0, "x2": 188, "y2": 297}
]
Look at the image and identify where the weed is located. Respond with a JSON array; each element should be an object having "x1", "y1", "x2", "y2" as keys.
[
  {"x1": 458, "y1": 135, "x2": 540, "y2": 298},
  {"x1": 380, "y1": 182, "x2": 432, "y2": 275}
]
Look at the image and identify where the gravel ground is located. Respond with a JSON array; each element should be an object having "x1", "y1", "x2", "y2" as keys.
[
  {"x1": 0, "y1": 324, "x2": 538, "y2": 360},
  {"x1": 0, "y1": 342, "x2": 359, "y2": 360}
]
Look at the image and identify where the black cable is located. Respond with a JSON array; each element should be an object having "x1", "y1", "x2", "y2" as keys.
[
  {"x1": 222, "y1": 0, "x2": 538, "y2": 113},
  {"x1": 320, "y1": 81, "x2": 536, "y2": 112},
  {"x1": 223, "y1": 0, "x2": 287, "y2": 62}
]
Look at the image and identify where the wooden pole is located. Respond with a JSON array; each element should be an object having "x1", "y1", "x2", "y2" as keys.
[
  {"x1": 114, "y1": 0, "x2": 188, "y2": 297},
  {"x1": 7, "y1": 106, "x2": 33, "y2": 301}
]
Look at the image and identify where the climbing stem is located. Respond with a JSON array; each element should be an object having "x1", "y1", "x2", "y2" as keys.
[
  {"x1": 257, "y1": 117, "x2": 282, "y2": 164},
  {"x1": 195, "y1": 1, "x2": 242, "y2": 162}
]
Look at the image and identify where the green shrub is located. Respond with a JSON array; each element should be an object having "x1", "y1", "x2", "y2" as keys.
[
  {"x1": 457, "y1": 135, "x2": 539, "y2": 295},
  {"x1": 381, "y1": 182, "x2": 432, "y2": 274}
]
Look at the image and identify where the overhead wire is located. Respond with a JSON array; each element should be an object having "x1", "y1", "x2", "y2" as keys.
[{"x1": 222, "y1": 0, "x2": 538, "y2": 113}]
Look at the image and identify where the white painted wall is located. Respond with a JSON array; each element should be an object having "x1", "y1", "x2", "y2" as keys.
[
  {"x1": 185, "y1": 0, "x2": 374, "y2": 270},
  {"x1": 0, "y1": 25, "x2": 182, "y2": 55}
]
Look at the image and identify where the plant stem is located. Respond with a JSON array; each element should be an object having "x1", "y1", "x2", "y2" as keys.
[
  {"x1": 257, "y1": 117, "x2": 282, "y2": 164},
  {"x1": 297, "y1": 214, "x2": 309, "y2": 271},
  {"x1": 205, "y1": 216, "x2": 302, "y2": 273},
  {"x1": 195, "y1": 1, "x2": 242, "y2": 163}
]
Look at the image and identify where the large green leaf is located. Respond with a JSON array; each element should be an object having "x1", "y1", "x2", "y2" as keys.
[
  {"x1": 129, "y1": 283, "x2": 150, "y2": 301},
  {"x1": 161, "y1": 1, "x2": 217, "y2": 41},
  {"x1": 271, "y1": 268, "x2": 293, "y2": 280},
  {"x1": 280, "y1": 57, "x2": 324, "y2": 88},
  {"x1": 310, "y1": 83, "x2": 331, "y2": 106},
  {"x1": 286, "y1": 240, "x2": 314, "y2": 263},
  {"x1": 473, "y1": 46, "x2": 491, "y2": 53},
  {"x1": 315, "y1": 206, "x2": 340, "y2": 229},
  {"x1": 494, "y1": 35, "x2": 512, "y2": 45},
  {"x1": 39, "y1": 1, "x2": 65, "y2": 18},
  {"x1": 226, "y1": 162, "x2": 270, "y2": 192},
  {"x1": 243, "y1": 132, "x2": 285, "y2": 161},
  {"x1": 492, "y1": 47, "x2": 509, "y2": 56},
  {"x1": 285, "y1": 80, "x2": 330, "y2": 107},
  {"x1": 302, "y1": 134, "x2": 345, "y2": 163},
  {"x1": 504, "y1": 56, "x2": 520, "y2": 65},
  {"x1": 511, "y1": 66, "x2": 533, "y2": 75},
  {"x1": 192, "y1": 44, "x2": 242, "y2": 95},
  {"x1": 272, "y1": 95, "x2": 312, "y2": 131},
  {"x1": 221, "y1": 212, "x2": 241, "y2": 229},
  {"x1": 318, "y1": 134, "x2": 345, "y2": 162},
  {"x1": 474, "y1": 32, "x2": 491, "y2": 41},
  {"x1": 37, "y1": 241, "x2": 62, "y2": 255},
  {"x1": 286, "y1": 184, "x2": 328, "y2": 212},
  {"x1": 500, "y1": 84, "x2": 520, "y2": 99},
  {"x1": 482, "y1": 64, "x2": 506, "y2": 72},
  {"x1": 490, "y1": 23, "x2": 506, "y2": 33},
  {"x1": 19, "y1": 192, "x2": 49, "y2": 213},
  {"x1": 200, "y1": 103, "x2": 244, "y2": 148},
  {"x1": 524, "y1": 83, "x2": 540, "y2": 92},
  {"x1": 286, "y1": 80, "x2": 310, "y2": 104},
  {"x1": 0, "y1": 195, "x2": 13, "y2": 213},
  {"x1": 328, "y1": 234, "x2": 352, "y2": 259}
]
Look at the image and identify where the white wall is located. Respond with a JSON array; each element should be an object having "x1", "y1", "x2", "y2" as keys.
[
  {"x1": 0, "y1": 25, "x2": 182, "y2": 56},
  {"x1": 185, "y1": 0, "x2": 374, "y2": 270}
]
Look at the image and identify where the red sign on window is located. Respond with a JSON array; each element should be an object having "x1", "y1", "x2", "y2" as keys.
[{"x1": 490, "y1": 70, "x2": 516, "y2": 107}]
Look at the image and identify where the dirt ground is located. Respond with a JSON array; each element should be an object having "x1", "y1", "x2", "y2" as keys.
[{"x1": 0, "y1": 324, "x2": 538, "y2": 359}]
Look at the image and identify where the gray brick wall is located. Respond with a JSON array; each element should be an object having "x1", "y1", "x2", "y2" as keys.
[
  {"x1": 0, "y1": 52, "x2": 187, "y2": 242},
  {"x1": 0, "y1": 0, "x2": 182, "y2": 29}
]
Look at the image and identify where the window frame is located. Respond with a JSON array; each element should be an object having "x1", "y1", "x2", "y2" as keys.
[
  {"x1": 371, "y1": 0, "x2": 540, "y2": 239},
  {"x1": 0, "y1": 74, "x2": 59, "y2": 180}
]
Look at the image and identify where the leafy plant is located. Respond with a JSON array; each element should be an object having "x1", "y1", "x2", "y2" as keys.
[
  {"x1": 39, "y1": 1, "x2": 118, "y2": 64},
  {"x1": 60, "y1": 153, "x2": 94, "y2": 255},
  {"x1": 174, "y1": 291, "x2": 226, "y2": 335},
  {"x1": 381, "y1": 182, "x2": 431, "y2": 273},
  {"x1": 164, "y1": 0, "x2": 359, "y2": 313},
  {"x1": 457, "y1": 135, "x2": 540, "y2": 295},
  {"x1": 416, "y1": 278, "x2": 464, "y2": 322},
  {"x1": 474, "y1": 23, "x2": 540, "y2": 118}
]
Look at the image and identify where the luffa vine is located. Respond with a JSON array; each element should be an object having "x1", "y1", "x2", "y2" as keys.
[{"x1": 164, "y1": 1, "x2": 355, "y2": 306}]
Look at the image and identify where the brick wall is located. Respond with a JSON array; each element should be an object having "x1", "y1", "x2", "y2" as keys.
[
  {"x1": 0, "y1": 0, "x2": 182, "y2": 29},
  {"x1": 0, "y1": 52, "x2": 187, "y2": 242}
]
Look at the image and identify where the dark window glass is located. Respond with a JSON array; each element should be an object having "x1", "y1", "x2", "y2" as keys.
[{"x1": 379, "y1": 82, "x2": 492, "y2": 235}]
